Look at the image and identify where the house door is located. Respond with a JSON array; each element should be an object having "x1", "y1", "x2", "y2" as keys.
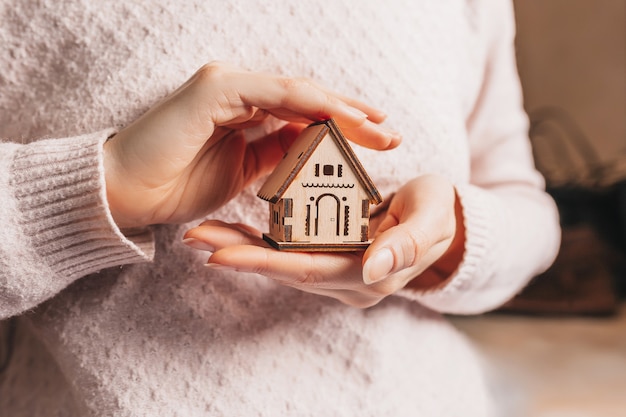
[{"x1": 315, "y1": 194, "x2": 341, "y2": 237}]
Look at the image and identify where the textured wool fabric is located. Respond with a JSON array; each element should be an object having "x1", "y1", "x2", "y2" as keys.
[{"x1": 0, "y1": 0, "x2": 560, "y2": 416}]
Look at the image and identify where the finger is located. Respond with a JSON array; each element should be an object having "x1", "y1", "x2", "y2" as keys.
[
  {"x1": 285, "y1": 286, "x2": 382, "y2": 309},
  {"x1": 186, "y1": 222, "x2": 395, "y2": 308},
  {"x1": 258, "y1": 109, "x2": 401, "y2": 151},
  {"x1": 237, "y1": 74, "x2": 370, "y2": 127},
  {"x1": 303, "y1": 79, "x2": 388, "y2": 124},
  {"x1": 363, "y1": 222, "x2": 454, "y2": 286},
  {"x1": 184, "y1": 220, "x2": 267, "y2": 252},
  {"x1": 331, "y1": 96, "x2": 387, "y2": 124},
  {"x1": 362, "y1": 178, "x2": 456, "y2": 285},
  {"x1": 209, "y1": 65, "x2": 390, "y2": 132},
  {"x1": 209, "y1": 244, "x2": 398, "y2": 308},
  {"x1": 209, "y1": 245, "x2": 363, "y2": 289},
  {"x1": 228, "y1": 222, "x2": 265, "y2": 237},
  {"x1": 191, "y1": 63, "x2": 369, "y2": 128},
  {"x1": 329, "y1": 120, "x2": 401, "y2": 150},
  {"x1": 242, "y1": 123, "x2": 305, "y2": 184},
  {"x1": 362, "y1": 223, "x2": 428, "y2": 285},
  {"x1": 190, "y1": 63, "x2": 400, "y2": 151},
  {"x1": 262, "y1": 109, "x2": 401, "y2": 150}
]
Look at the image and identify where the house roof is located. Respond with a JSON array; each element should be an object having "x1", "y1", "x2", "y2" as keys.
[{"x1": 257, "y1": 118, "x2": 382, "y2": 204}]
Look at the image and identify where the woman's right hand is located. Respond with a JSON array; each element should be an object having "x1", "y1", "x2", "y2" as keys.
[
  {"x1": 183, "y1": 174, "x2": 464, "y2": 308},
  {"x1": 103, "y1": 62, "x2": 401, "y2": 229}
]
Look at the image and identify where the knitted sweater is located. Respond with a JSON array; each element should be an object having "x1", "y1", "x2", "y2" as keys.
[{"x1": 0, "y1": 1, "x2": 560, "y2": 416}]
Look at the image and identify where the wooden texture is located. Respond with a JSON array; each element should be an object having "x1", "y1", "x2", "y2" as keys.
[
  {"x1": 262, "y1": 234, "x2": 371, "y2": 252},
  {"x1": 257, "y1": 119, "x2": 381, "y2": 251}
]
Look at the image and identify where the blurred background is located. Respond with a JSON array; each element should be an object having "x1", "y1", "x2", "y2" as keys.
[{"x1": 452, "y1": 1, "x2": 626, "y2": 416}]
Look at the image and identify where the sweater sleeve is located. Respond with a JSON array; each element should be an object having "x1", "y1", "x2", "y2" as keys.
[
  {"x1": 398, "y1": 0, "x2": 561, "y2": 314},
  {"x1": 0, "y1": 130, "x2": 155, "y2": 319}
]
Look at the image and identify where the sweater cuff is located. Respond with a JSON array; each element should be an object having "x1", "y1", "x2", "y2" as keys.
[
  {"x1": 10, "y1": 130, "x2": 155, "y2": 280},
  {"x1": 396, "y1": 183, "x2": 499, "y2": 313}
]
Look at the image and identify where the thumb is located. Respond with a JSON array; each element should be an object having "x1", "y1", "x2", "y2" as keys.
[
  {"x1": 361, "y1": 176, "x2": 456, "y2": 285},
  {"x1": 362, "y1": 222, "x2": 431, "y2": 285}
]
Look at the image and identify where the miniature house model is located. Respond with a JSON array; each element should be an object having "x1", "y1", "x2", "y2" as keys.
[{"x1": 257, "y1": 119, "x2": 382, "y2": 251}]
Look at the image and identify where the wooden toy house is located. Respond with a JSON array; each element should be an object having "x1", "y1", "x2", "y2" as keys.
[{"x1": 257, "y1": 119, "x2": 382, "y2": 251}]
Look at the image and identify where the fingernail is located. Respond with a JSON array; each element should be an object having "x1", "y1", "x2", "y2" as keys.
[
  {"x1": 205, "y1": 263, "x2": 237, "y2": 272},
  {"x1": 374, "y1": 110, "x2": 388, "y2": 120},
  {"x1": 182, "y1": 238, "x2": 215, "y2": 252},
  {"x1": 362, "y1": 248, "x2": 395, "y2": 284},
  {"x1": 384, "y1": 128, "x2": 402, "y2": 141},
  {"x1": 346, "y1": 107, "x2": 368, "y2": 119}
]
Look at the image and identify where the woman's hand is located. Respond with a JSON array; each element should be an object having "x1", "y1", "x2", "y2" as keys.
[
  {"x1": 183, "y1": 174, "x2": 465, "y2": 308},
  {"x1": 103, "y1": 62, "x2": 400, "y2": 228}
]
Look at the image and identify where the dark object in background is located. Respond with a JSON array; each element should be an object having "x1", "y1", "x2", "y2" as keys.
[
  {"x1": 500, "y1": 107, "x2": 626, "y2": 316},
  {"x1": 0, "y1": 317, "x2": 17, "y2": 375},
  {"x1": 501, "y1": 225, "x2": 620, "y2": 315}
]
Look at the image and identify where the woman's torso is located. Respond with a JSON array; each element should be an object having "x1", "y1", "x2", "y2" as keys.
[{"x1": 0, "y1": 1, "x2": 491, "y2": 415}]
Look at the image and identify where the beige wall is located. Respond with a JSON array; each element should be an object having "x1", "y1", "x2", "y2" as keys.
[{"x1": 513, "y1": 0, "x2": 625, "y2": 167}]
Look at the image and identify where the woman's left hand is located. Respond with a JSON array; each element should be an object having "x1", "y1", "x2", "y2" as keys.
[
  {"x1": 184, "y1": 174, "x2": 465, "y2": 308},
  {"x1": 103, "y1": 62, "x2": 399, "y2": 229}
]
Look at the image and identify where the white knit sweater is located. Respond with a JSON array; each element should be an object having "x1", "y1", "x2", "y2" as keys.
[{"x1": 0, "y1": 0, "x2": 560, "y2": 416}]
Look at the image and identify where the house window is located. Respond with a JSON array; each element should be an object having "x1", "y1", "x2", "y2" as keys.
[
  {"x1": 284, "y1": 198, "x2": 293, "y2": 217},
  {"x1": 361, "y1": 200, "x2": 370, "y2": 218},
  {"x1": 315, "y1": 164, "x2": 320, "y2": 177},
  {"x1": 323, "y1": 164, "x2": 334, "y2": 176},
  {"x1": 338, "y1": 164, "x2": 343, "y2": 178},
  {"x1": 361, "y1": 225, "x2": 369, "y2": 242},
  {"x1": 273, "y1": 210, "x2": 280, "y2": 225},
  {"x1": 305, "y1": 205, "x2": 311, "y2": 236}
]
